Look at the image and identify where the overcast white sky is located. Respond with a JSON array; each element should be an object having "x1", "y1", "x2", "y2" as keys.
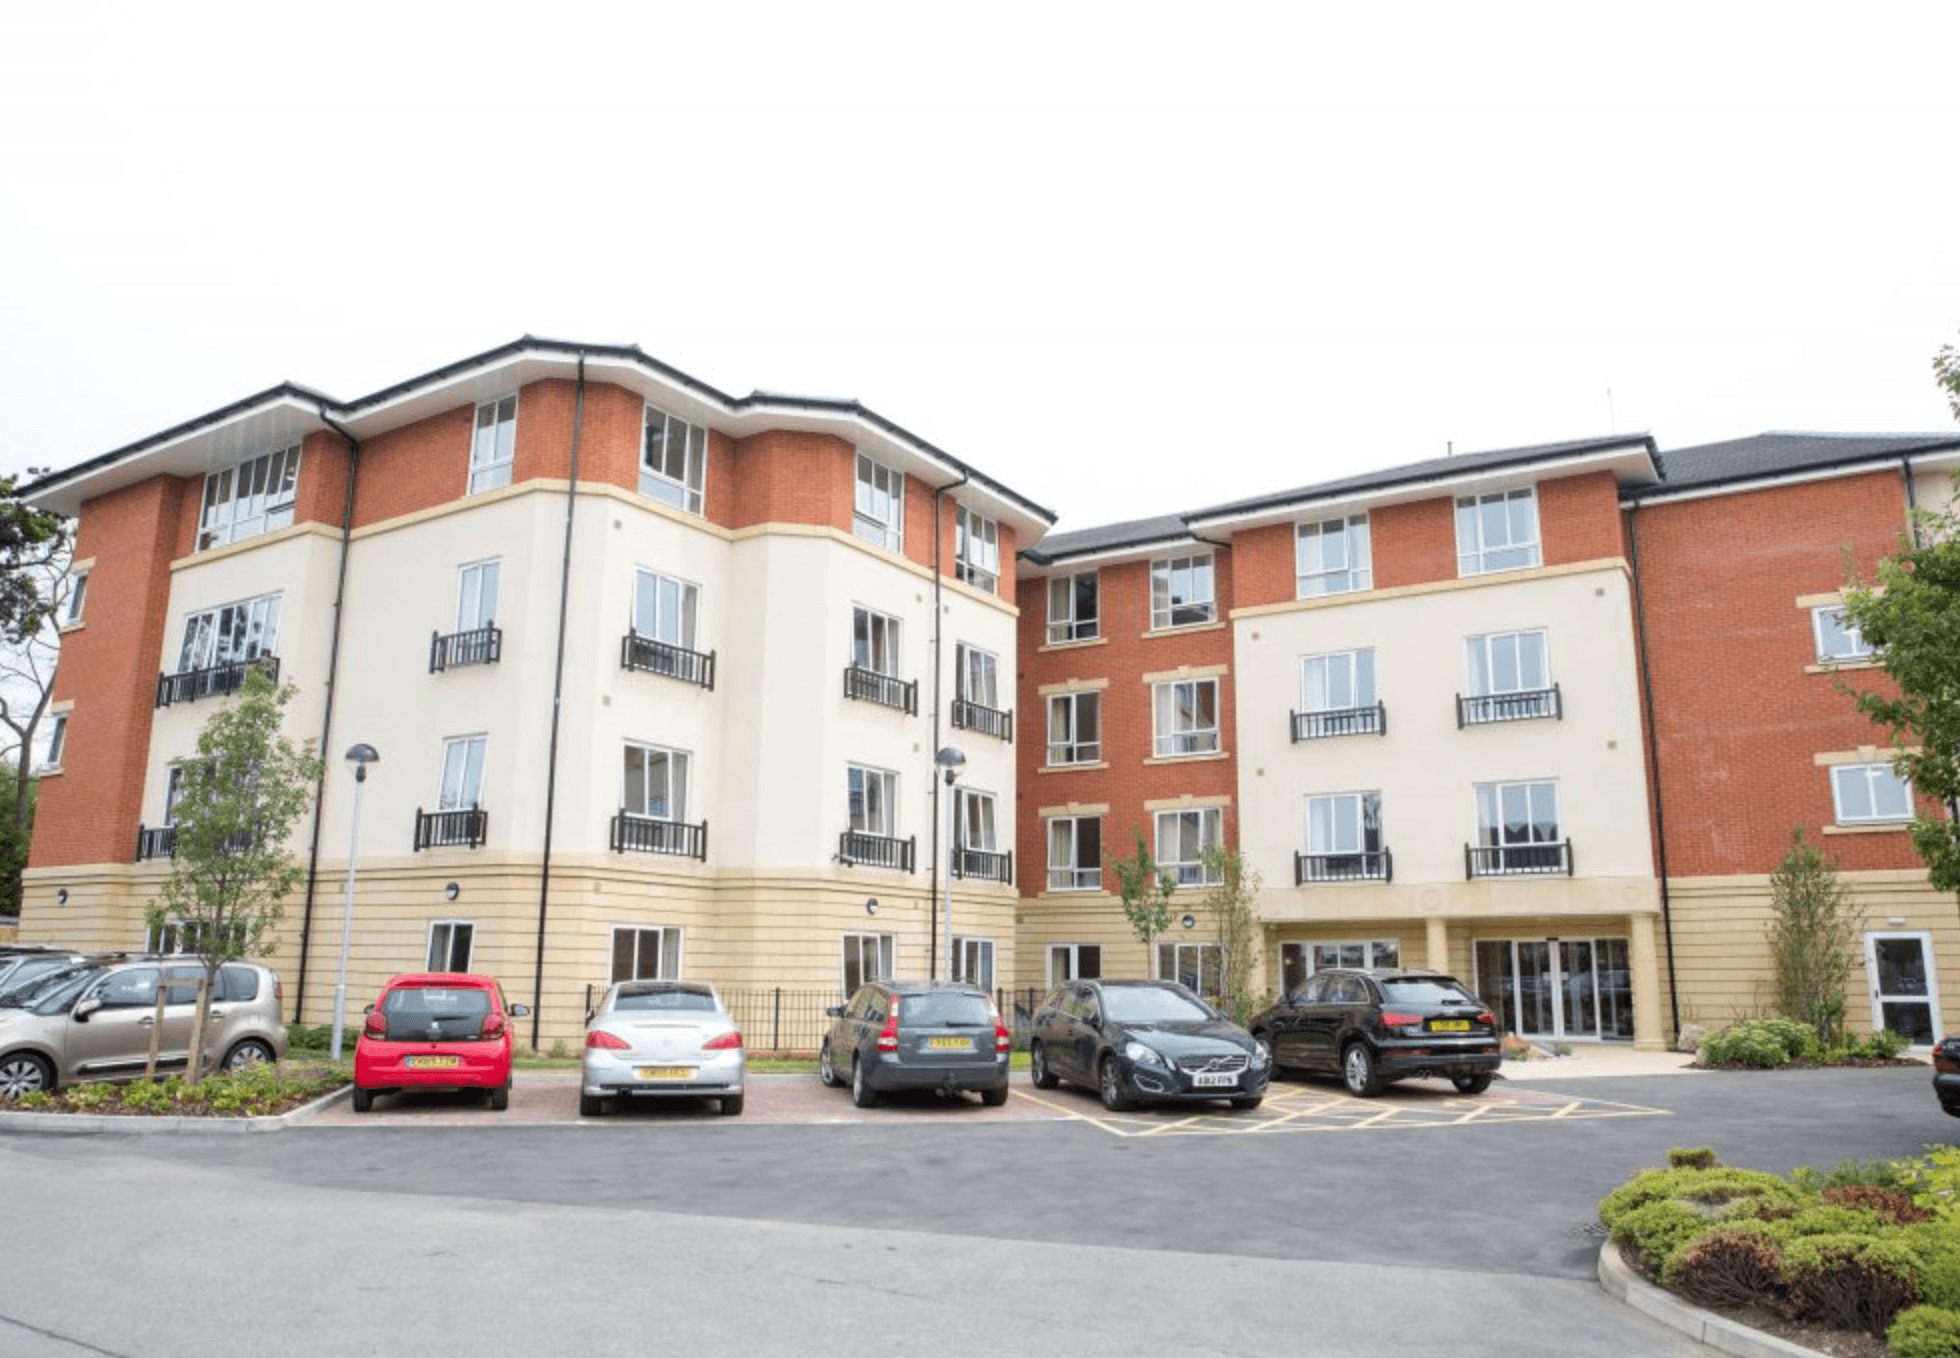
[{"x1": 2, "y1": 1, "x2": 1955, "y2": 533}]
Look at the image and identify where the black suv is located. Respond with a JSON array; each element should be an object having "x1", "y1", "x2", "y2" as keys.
[
  {"x1": 820, "y1": 980, "x2": 1010, "y2": 1108},
  {"x1": 1248, "y1": 967, "x2": 1501, "y2": 1097},
  {"x1": 1934, "y1": 1034, "x2": 1960, "y2": 1118}
]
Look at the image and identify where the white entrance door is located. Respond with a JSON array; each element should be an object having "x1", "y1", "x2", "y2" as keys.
[{"x1": 1864, "y1": 931, "x2": 1940, "y2": 1047}]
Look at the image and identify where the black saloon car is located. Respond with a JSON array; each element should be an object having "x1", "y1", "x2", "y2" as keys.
[
  {"x1": 1934, "y1": 1034, "x2": 1960, "y2": 1118},
  {"x1": 1027, "y1": 978, "x2": 1269, "y2": 1112},
  {"x1": 1248, "y1": 967, "x2": 1501, "y2": 1097},
  {"x1": 820, "y1": 979, "x2": 1011, "y2": 1108}
]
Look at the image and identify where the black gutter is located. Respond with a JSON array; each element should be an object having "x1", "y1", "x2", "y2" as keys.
[
  {"x1": 1626, "y1": 503, "x2": 1682, "y2": 1039},
  {"x1": 928, "y1": 471, "x2": 970, "y2": 981},
  {"x1": 532, "y1": 356, "x2": 587, "y2": 1048},
  {"x1": 293, "y1": 414, "x2": 361, "y2": 1023}
]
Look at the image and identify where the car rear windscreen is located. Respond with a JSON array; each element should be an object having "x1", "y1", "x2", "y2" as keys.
[
  {"x1": 900, "y1": 992, "x2": 994, "y2": 1027},
  {"x1": 617, "y1": 990, "x2": 716, "y2": 1012},
  {"x1": 1380, "y1": 978, "x2": 1480, "y2": 1005}
]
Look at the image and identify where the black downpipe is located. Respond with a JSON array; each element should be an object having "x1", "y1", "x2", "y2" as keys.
[
  {"x1": 293, "y1": 414, "x2": 361, "y2": 1022},
  {"x1": 532, "y1": 358, "x2": 587, "y2": 1048},
  {"x1": 928, "y1": 471, "x2": 969, "y2": 981},
  {"x1": 1903, "y1": 457, "x2": 1921, "y2": 543},
  {"x1": 1626, "y1": 503, "x2": 1681, "y2": 1039}
]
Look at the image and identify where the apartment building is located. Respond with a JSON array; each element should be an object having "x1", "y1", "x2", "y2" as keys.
[{"x1": 21, "y1": 339, "x2": 1052, "y2": 1049}]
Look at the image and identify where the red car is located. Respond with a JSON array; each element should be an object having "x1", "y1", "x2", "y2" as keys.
[{"x1": 352, "y1": 972, "x2": 531, "y2": 1113}]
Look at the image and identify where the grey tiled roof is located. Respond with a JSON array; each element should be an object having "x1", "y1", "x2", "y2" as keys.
[
  {"x1": 1641, "y1": 432, "x2": 1960, "y2": 497},
  {"x1": 1019, "y1": 512, "x2": 1195, "y2": 565}
]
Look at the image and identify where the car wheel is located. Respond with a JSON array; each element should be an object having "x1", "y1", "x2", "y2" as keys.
[
  {"x1": 222, "y1": 1039, "x2": 276, "y2": 1073},
  {"x1": 980, "y1": 1084, "x2": 1009, "y2": 1108},
  {"x1": 1030, "y1": 1041, "x2": 1059, "y2": 1090},
  {"x1": 1451, "y1": 1072, "x2": 1493, "y2": 1096},
  {"x1": 1230, "y1": 1095, "x2": 1263, "y2": 1112},
  {"x1": 850, "y1": 1056, "x2": 878, "y2": 1109},
  {"x1": 488, "y1": 1082, "x2": 510, "y2": 1112},
  {"x1": 1341, "y1": 1042, "x2": 1384, "y2": 1097},
  {"x1": 578, "y1": 1093, "x2": 604, "y2": 1117},
  {"x1": 819, "y1": 1040, "x2": 842, "y2": 1088},
  {"x1": 0, "y1": 1052, "x2": 53, "y2": 1100},
  {"x1": 719, "y1": 1093, "x2": 745, "y2": 1117},
  {"x1": 1098, "y1": 1056, "x2": 1131, "y2": 1112},
  {"x1": 350, "y1": 1086, "x2": 373, "y2": 1114}
]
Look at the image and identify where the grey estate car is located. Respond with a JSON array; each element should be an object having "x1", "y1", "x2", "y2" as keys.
[
  {"x1": 820, "y1": 979, "x2": 1011, "y2": 1108},
  {"x1": 0, "y1": 957, "x2": 288, "y2": 1098}
]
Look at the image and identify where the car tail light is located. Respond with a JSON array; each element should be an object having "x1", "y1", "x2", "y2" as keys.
[
  {"x1": 482, "y1": 1012, "x2": 507, "y2": 1040},
  {"x1": 1476, "y1": 1011, "x2": 1495, "y2": 1027},
  {"x1": 1382, "y1": 1011, "x2": 1423, "y2": 1028},
  {"x1": 274, "y1": 978, "x2": 285, "y2": 1003},
  {"x1": 989, "y1": 997, "x2": 1011, "y2": 1051},
  {"x1": 586, "y1": 1029, "x2": 630, "y2": 1051},
  {"x1": 362, "y1": 1010, "x2": 386, "y2": 1039},
  {"x1": 702, "y1": 1030, "x2": 743, "y2": 1052},
  {"x1": 876, "y1": 1009, "x2": 900, "y2": 1052}
]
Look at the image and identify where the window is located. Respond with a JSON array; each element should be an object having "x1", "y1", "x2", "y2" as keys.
[
  {"x1": 439, "y1": 735, "x2": 488, "y2": 811},
  {"x1": 1153, "y1": 678, "x2": 1220, "y2": 757},
  {"x1": 853, "y1": 453, "x2": 904, "y2": 552},
  {"x1": 178, "y1": 593, "x2": 282, "y2": 672},
  {"x1": 851, "y1": 606, "x2": 902, "y2": 676},
  {"x1": 1462, "y1": 629, "x2": 1558, "y2": 723},
  {"x1": 1296, "y1": 515, "x2": 1372, "y2": 596},
  {"x1": 1455, "y1": 489, "x2": 1541, "y2": 576},
  {"x1": 1832, "y1": 763, "x2": 1913, "y2": 824},
  {"x1": 1047, "y1": 571, "x2": 1099, "y2": 643},
  {"x1": 959, "y1": 789, "x2": 998, "y2": 854},
  {"x1": 842, "y1": 932, "x2": 895, "y2": 994},
  {"x1": 1813, "y1": 606, "x2": 1874, "y2": 663},
  {"x1": 955, "y1": 504, "x2": 999, "y2": 593},
  {"x1": 848, "y1": 765, "x2": 898, "y2": 837},
  {"x1": 1156, "y1": 807, "x2": 1223, "y2": 886},
  {"x1": 952, "y1": 937, "x2": 994, "y2": 989},
  {"x1": 40, "y1": 714, "x2": 67, "y2": 770},
  {"x1": 1302, "y1": 649, "x2": 1376, "y2": 713},
  {"x1": 1047, "y1": 815, "x2": 1103, "y2": 891},
  {"x1": 613, "y1": 925, "x2": 682, "y2": 983},
  {"x1": 623, "y1": 743, "x2": 691, "y2": 820},
  {"x1": 1280, "y1": 940, "x2": 1400, "y2": 994},
  {"x1": 1304, "y1": 791, "x2": 1385, "y2": 881},
  {"x1": 427, "y1": 921, "x2": 475, "y2": 972},
  {"x1": 1150, "y1": 554, "x2": 1215, "y2": 629},
  {"x1": 198, "y1": 444, "x2": 301, "y2": 551},
  {"x1": 956, "y1": 643, "x2": 999, "y2": 710},
  {"x1": 1049, "y1": 944, "x2": 1102, "y2": 983},
  {"x1": 469, "y1": 396, "x2": 517, "y2": 494},
  {"x1": 634, "y1": 569, "x2": 700, "y2": 648},
  {"x1": 456, "y1": 560, "x2": 500, "y2": 631},
  {"x1": 1047, "y1": 691, "x2": 1101, "y2": 765},
  {"x1": 63, "y1": 573, "x2": 88, "y2": 625},
  {"x1": 640, "y1": 403, "x2": 707, "y2": 513},
  {"x1": 1157, "y1": 941, "x2": 1223, "y2": 997},
  {"x1": 1474, "y1": 780, "x2": 1564, "y2": 872},
  {"x1": 165, "y1": 765, "x2": 185, "y2": 822}
]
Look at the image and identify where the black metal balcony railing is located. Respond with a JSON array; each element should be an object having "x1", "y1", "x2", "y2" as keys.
[
  {"x1": 1465, "y1": 839, "x2": 1573, "y2": 878},
  {"x1": 415, "y1": 806, "x2": 488, "y2": 851},
  {"x1": 1294, "y1": 849, "x2": 1393, "y2": 884},
  {"x1": 1290, "y1": 702, "x2": 1387, "y2": 743},
  {"x1": 135, "y1": 824, "x2": 177, "y2": 861},
  {"x1": 1457, "y1": 684, "x2": 1562, "y2": 728},
  {"x1": 155, "y1": 655, "x2": 280, "y2": 709},
  {"x1": 621, "y1": 632, "x2": 716, "y2": 690},
  {"x1": 430, "y1": 624, "x2": 502, "y2": 673},
  {"x1": 838, "y1": 830, "x2": 916, "y2": 872},
  {"x1": 843, "y1": 666, "x2": 917, "y2": 715},
  {"x1": 952, "y1": 847, "x2": 1014, "y2": 883},
  {"x1": 610, "y1": 813, "x2": 709, "y2": 861},
  {"x1": 951, "y1": 697, "x2": 1013, "y2": 742}
]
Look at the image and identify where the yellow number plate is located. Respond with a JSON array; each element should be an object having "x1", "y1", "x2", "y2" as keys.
[
  {"x1": 406, "y1": 1054, "x2": 461, "y2": 1069},
  {"x1": 636, "y1": 1066, "x2": 695, "y2": 1080},
  {"x1": 1431, "y1": 1020, "x2": 1471, "y2": 1032},
  {"x1": 927, "y1": 1037, "x2": 974, "y2": 1051}
]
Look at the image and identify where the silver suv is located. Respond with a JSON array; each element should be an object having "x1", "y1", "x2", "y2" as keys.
[{"x1": 0, "y1": 957, "x2": 289, "y2": 1098}]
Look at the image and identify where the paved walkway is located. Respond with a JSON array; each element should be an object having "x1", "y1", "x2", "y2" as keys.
[{"x1": 1498, "y1": 1043, "x2": 1703, "y2": 1081}]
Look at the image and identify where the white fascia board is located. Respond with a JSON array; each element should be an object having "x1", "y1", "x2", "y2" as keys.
[
  {"x1": 1619, "y1": 459, "x2": 1916, "y2": 509},
  {"x1": 1020, "y1": 535, "x2": 1206, "y2": 575}
]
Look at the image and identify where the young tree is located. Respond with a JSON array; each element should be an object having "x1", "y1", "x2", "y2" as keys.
[
  {"x1": 1197, "y1": 843, "x2": 1264, "y2": 1023},
  {"x1": 1109, "y1": 829, "x2": 1175, "y2": 960},
  {"x1": 1764, "y1": 829, "x2": 1863, "y2": 1047},
  {"x1": 147, "y1": 667, "x2": 324, "y2": 1084},
  {"x1": 0, "y1": 535, "x2": 74, "y2": 912}
]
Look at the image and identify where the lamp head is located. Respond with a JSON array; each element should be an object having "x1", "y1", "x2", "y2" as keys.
[{"x1": 344, "y1": 743, "x2": 380, "y2": 782}]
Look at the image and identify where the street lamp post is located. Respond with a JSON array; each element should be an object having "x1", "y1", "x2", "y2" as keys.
[
  {"x1": 331, "y1": 743, "x2": 380, "y2": 1061},
  {"x1": 935, "y1": 745, "x2": 966, "y2": 983}
]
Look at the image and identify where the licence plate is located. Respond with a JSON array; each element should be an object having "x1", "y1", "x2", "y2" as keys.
[
  {"x1": 405, "y1": 1054, "x2": 461, "y2": 1070},
  {"x1": 1432, "y1": 1020, "x2": 1472, "y2": 1032},
  {"x1": 1192, "y1": 1071, "x2": 1235, "y2": 1088},
  {"x1": 926, "y1": 1037, "x2": 973, "y2": 1052},
  {"x1": 636, "y1": 1066, "x2": 695, "y2": 1080}
]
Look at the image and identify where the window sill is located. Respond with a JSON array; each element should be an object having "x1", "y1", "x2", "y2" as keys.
[
  {"x1": 1039, "y1": 636, "x2": 1108, "y2": 653},
  {"x1": 1041, "y1": 761, "x2": 1108, "y2": 774},
  {"x1": 1040, "y1": 887, "x2": 1108, "y2": 898},
  {"x1": 1144, "y1": 750, "x2": 1229, "y2": 766},
  {"x1": 1823, "y1": 822, "x2": 1913, "y2": 835},
  {"x1": 1142, "y1": 620, "x2": 1226, "y2": 639},
  {"x1": 1805, "y1": 659, "x2": 1882, "y2": 675}
]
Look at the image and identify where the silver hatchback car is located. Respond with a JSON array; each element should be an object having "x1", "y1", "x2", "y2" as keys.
[{"x1": 0, "y1": 957, "x2": 289, "y2": 1098}]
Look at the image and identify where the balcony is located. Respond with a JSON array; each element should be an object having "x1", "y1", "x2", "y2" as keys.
[
  {"x1": 430, "y1": 624, "x2": 502, "y2": 673},
  {"x1": 610, "y1": 813, "x2": 708, "y2": 861},
  {"x1": 415, "y1": 806, "x2": 487, "y2": 851},
  {"x1": 951, "y1": 697, "x2": 1013, "y2": 742},
  {"x1": 1465, "y1": 840, "x2": 1573, "y2": 878},
  {"x1": 1291, "y1": 702, "x2": 1387, "y2": 743},
  {"x1": 135, "y1": 824, "x2": 176, "y2": 861},
  {"x1": 1294, "y1": 849, "x2": 1392, "y2": 884},
  {"x1": 843, "y1": 666, "x2": 917, "y2": 715},
  {"x1": 1457, "y1": 684, "x2": 1562, "y2": 728},
  {"x1": 838, "y1": 830, "x2": 915, "y2": 872},
  {"x1": 952, "y1": 847, "x2": 1014, "y2": 883},
  {"x1": 621, "y1": 631, "x2": 716, "y2": 690},
  {"x1": 155, "y1": 655, "x2": 280, "y2": 709}
]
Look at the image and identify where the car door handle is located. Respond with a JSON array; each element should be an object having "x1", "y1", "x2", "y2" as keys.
[{"x1": 137, "y1": 1016, "x2": 155, "y2": 1027}]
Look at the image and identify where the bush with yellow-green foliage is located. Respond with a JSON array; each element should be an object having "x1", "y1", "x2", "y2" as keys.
[{"x1": 1891, "y1": 1304, "x2": 1960, "y2": 1358}]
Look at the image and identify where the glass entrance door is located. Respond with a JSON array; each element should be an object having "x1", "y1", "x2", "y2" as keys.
[
  {"x1": 1475, "y1": 937, "x2": 1633, "y2": 1041},
  {"x1": 1865, "y1": 931, "x2": 1940, "y2": 1047}
]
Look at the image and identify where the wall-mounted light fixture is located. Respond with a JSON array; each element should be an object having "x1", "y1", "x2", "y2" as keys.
[
  {"x1": 1180, "y1": 913, "x2": 1197, "y2": 930},
  {"x1": 55, "y1": 888, "x2": 68, "y2": 906},
  {"x1": 864, "y1": 898, "x2": 879, "y2": 916},
  {"x1": 445, "y1": 882, "x2": 461, "y2": 903}
]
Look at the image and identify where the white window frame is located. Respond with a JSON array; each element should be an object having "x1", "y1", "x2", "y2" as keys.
[
  {"x1": 1150, "y1": 553, "x2": 1216, "y2": 630},
  {"x1": 842, "y1": 931, "x2": 895, "y2": 995},
  {"x1": 634, "y1": 569, "x2": 700, "y2": 649},
  {"x1": 1283, "y1": 940, "x2": 1401, "y2": 992},
  {"x1": 640, "y1": 402, "x2": 707, "y2": 513},
  {"x1": 1306, "y1": 791, "x2": 1383, "y2": 856},
  {"x1": 1831, "y1": 763, "x2": 1914, "y2": 824},
  {"x1": 1156, "y1": 940, "x2": 1223, "y2": 996},
  {"x1": 1813, "y1": 606, "x2": 1875, "y2": 663},
  {"x1": 177, "y1": 593, "x2": 283, "y2": 672},
  {"x1": 1474, "y1": 780, "x2": 1562, "y2": 853},
  {"x1": 1156, "y1": 807, "x2": 1223, "y2": 886},
  {"x1": 1048, "y1": 943, "x2": 1102, "y2": 984},
  {"x1": 853, "y1": 453, "x2": 905, "y2": 552},
  {"x1": 955, "y1": 504, "x2": 1000, "y2": 593},
  {"x1": 456, "y1": 559, "x2": 500, "y2": 632},
  {"x1": 197, "y1": 444, "x2": 301, "y2": 551},
  {"x1": 958, "y1": 788, "x2": 999, "y2": 853},
  {"x1": 851, "y1": 605, "x2": 902, "y2": 677},
  {"x1": 848, "y1": 764, "x2": 898, "y2": 838},
  {"x1": 1047, "y1": 691, "x2": 1101, "y2": 766},
  {"x1": 1153, "y1": 678, "x2": 1221, "y2": 757},
  {"x1": 1455, "y1": 488, "x2": 1542, "y2": 576},
  {"x1": 438, "y1": 735, "x2": 488, "y2": 812},
  {"x1": 956, "y1": 643, "x2": 999, "y2": 710},
  {"x1": 952, "y1": 936, "x2": 995, "y2": 990},
  {"x1": 613, "y1": 924, "x2": 683, "y2": 983},
  {"x1": 1466, "y1": 629, "x2": 1551, "y2": 697},
  {"x1": 1301, "y1": 649, "x2": 1376, "y2": 713},
  {"x1": 1047, "y1": 815, "x2": 1103, "y2": 892},
  {"x1": 623, "y1": 742, "x2": 691, "y2": 821},
  {"x1": 1046, "y1": 571, "x2": 1099, "y2": 643},
  {"x1": 63, "y1": 572, "x2": 88, "y2": 625},
  {"x1": 426, "y1": 920, "x2": 476, "y2": 972},
  {"x1": 1296, "y1": 514, "x2": 1372, "y2": 597},
  {"x1": 469, "y1": 395, "x2": 518, "y2": 495},
  {"x1": 40, "y1": 714, "x2": 67, "y2": 770}
]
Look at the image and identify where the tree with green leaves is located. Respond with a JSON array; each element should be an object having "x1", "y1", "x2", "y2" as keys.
[
  {"x1": 0, "y1": 473, "x2": 69, "y2": 648},
  {"x1": 1764, "y1": 829, "x2": 1863, "y2": 1047},
  {"x1": 0, "y1": 532, "x2": 73, "y2": 914},
  {"x1": 1109, "y1": 829, "x2": 1175, "y2": 959},
  {"x1": 1197, "y1": 843, "x2": 1265, "y2": 1023},
  {"x1": 147, "y1": 667, "x2": 324, "y2": 1084}
]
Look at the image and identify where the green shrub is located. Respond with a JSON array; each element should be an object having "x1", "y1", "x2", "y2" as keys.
[
  {"x1": 1901, "y1": 1147, "x2": 1960, "y2": 1221},
  {"x1": 1763, "y1": 1204, "x2": 1892, "y2": 1241},
  {"x1": 1599, "y1": 1166, "x2": 1806, "y2": 1233},
  {"x1": 1661, "y1": 1224, "x2": 1786, "y2": 1308},
  {"x1": 1892, "y1": 1305, "x2": 1960, "y2": 1358},
  {"x1": 1699, "y1": 1017, "x2": 1819, "y2": 1067},
  {"x1": 1668, "y1": 1146, "x2": 1720, "y2": 1170},
  {"x1": 1921, "y1": 1234, "x2": 1960, "y2": 1310},
  {"x1": 64, "y1": 1083, "x2": 114, "y2": 1109},
  {"x1": 1612, "y1": 1199, "x2": 1713, "y2": 1269},
  {"x1": 118, "y1": 1077, "x2": 186, "y2": 1114},
  {"x1": 1857, "y1": 1028, "x2": 1912, "y2": 1060},
  {"x1": 1794, "y1": 1158, "x2": 1910, "y2": 1192},
  {"x1": 1824, "y1": 1185, "x2": 1934, "y2": 1226},
  {"x1": 1784, "y1": 1234, "x2": 1925, "y2": 1336}
]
